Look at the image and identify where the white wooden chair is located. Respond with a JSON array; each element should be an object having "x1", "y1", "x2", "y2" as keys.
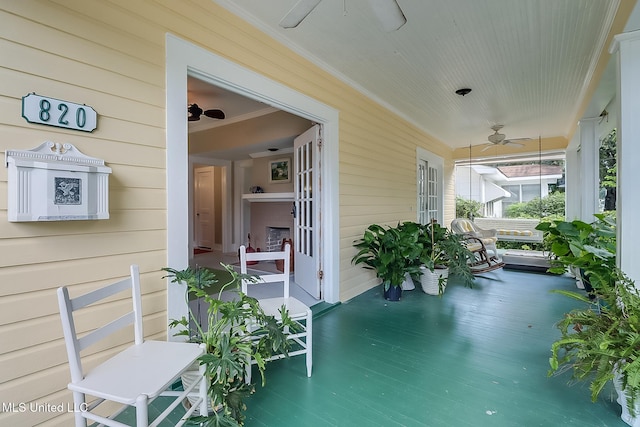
[
  {"x1": 239, "y1": 244, "x2": 312, "y2": 382},
  {"x1": 57, "y1": 264, "x2": 208, "y2": 427}
]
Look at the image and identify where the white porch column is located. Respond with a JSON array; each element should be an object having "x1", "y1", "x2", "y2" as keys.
[
  {"x1": 610, "y1": 30, "x2": 640, "y2": 283},
  {"x1": 576, "y1": 118, "x2": 600, "y2": 222},
  {"x1": 564, "y1": 145, "x2": 580, "y2": 220}
]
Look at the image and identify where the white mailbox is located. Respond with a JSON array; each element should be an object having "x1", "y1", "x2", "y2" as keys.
[{"x1": 5, "y1": 142, "x2": 112, "y2": 222}]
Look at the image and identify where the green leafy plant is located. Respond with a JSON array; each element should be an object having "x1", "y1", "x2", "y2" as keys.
[
  {"x1": 539, "y1": 214, "x2": 640, "y2": 417},
  {"x1": 455, "y1": 196, "x2": 484, "y2": 219},
  {"x1": 536, "y1": 214, "x2": 616, "y2": 291},
  {"x1": 548, "y1": 269, "x2": 640, "y2": 415},
  {"x1": 505, "y1": 191, "x2": 566, "y2": 219},
  {"x1": 351, "y1": 223, "x2": 423, "y2": 291},
  {"x1": 415, "y1": 221, "x2": 474, "y2": 288},
  {"x1": 352, "y1": 221, "x2": 474, "y2": 294},
  {"x1": 163, "y1": 264, "x2": 299, "y2": 427}
]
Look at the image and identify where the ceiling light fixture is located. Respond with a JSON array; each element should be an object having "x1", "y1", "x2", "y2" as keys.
[{"x1": 455, "y1": 88, "x2": 472, "y2": 96}]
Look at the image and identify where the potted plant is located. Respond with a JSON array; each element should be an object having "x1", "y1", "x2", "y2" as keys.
[
  {"x1": 162, "y1": 264, "x2": 299, "y2": 427},
  {"x1": 415, "y1": 221, "x2": 474, "y2": 295},
  {"x1": 538, "y1": 214, "x2": 640, "y2": 425},
  {"x1": 352, "y1": 221, "x2": 474, "y2": 299},
  {"x1": 352, "y1": 223, "x2": 423, "y2": 301},
  {"x1": 548, "y1": 268, "x2": 640, "y2": 426},
  {"x1": 536, "y1": 214, "x2": 616, "y2": 296}
]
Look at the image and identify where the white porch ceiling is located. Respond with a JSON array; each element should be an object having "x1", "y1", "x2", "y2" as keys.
[{"x1": 210, "y1": 0, "x2": 639, "y2": 150}]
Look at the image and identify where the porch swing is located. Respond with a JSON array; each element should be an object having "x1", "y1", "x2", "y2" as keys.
[
  {"x1": 497, "y1": 135, "x2": 555, "y2": 272},
  {"x1": 454, "y1": 132, "x2": 558, "y2": 273}
]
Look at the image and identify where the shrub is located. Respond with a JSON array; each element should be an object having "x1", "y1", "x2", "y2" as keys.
[
  {"x1": 505, "y1": 191, "x2": 565, "y2": 218},
  {"x1": 456, "y1": 196, "x2": 484, "y2": 219}
]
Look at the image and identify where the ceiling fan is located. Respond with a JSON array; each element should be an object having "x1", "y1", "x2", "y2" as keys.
[
  {"x1": 188, "y1": 104, "x2": 225, "y2": 122},
  {"x1": 481, "y1": 125, "x2": 530, "y2": 151},
  {"x1": 279, "y1": 0, "x2": 406, "y2": 32}
]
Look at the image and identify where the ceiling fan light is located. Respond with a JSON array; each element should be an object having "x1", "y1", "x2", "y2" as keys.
[
  {"x1": 279, "y1": 0, "x2": 322, "y2": 29},
  {"x1": 488, "y1": 133, "x2": 505, "y2": 144},
  {"x1": 369, "y1": 0, "x2": 406, "y2": 32},
  {"x1": 188, "y1": 104, "x2": 203, "y2": 121},
  {"x1": 455, "y1": 88, "x2": 472, "y2": 96}
]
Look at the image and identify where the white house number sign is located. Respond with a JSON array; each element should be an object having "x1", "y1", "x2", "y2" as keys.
[{"x1": 22, "y1": 93, "x2": 97, "y2": 132}]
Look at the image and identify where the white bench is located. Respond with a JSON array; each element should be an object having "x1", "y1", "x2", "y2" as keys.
[{"x1": 473, "y1": 218, "x2": 544, "y2": 243}]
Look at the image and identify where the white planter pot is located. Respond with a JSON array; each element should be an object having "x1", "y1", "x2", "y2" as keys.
[
  {"x1": 181, "y1": 368, "x2": 215, "y2": 414},
  {"x1": 401, "y1": 272, "x2": 415, "y2": 290},
  {"x1": 614, "y1": 368, "x2": 640, "y2": 426},
  {"x1": 419, "y1": 266, "x2": 449, "y2": 295}
]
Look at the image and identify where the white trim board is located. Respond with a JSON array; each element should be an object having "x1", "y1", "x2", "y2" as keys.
[{"x1": 166, "y1": 35, "x2": 340, "y2": 339}]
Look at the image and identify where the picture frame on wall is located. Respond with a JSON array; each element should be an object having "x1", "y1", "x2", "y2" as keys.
[{"x1": 269, "y1": 158, "x2": 291, "y2": 183}]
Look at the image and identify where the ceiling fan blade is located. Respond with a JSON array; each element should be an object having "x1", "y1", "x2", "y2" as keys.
[
  {"x1": 204, "y1": 109, "x2": 225, "y2": 120},
  {"x1": 504, "y1": 141, "x2": 524, "y2": 147},
  {"x1": 279, "y1": 0, "x2": 322, "y2": 29},
  {"x1": 480, "y1": 144, "x2": 496, "y2": 152},
  {"x1": 368, "y1": 0, "x2": 406, "y2": 32}
]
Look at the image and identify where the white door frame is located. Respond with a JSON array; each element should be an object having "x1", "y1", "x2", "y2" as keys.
[{"x1": 166, "y1": 35, "x2": 340, "y2": 337}]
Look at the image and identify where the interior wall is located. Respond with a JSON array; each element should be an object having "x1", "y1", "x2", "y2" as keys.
[{"x1": 250, "y1": 155, "x2": 295, "y2": 194}]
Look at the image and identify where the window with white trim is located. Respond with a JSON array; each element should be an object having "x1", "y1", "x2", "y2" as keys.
[{"x1": 417, "y1": 148, "x2": 444, "y2": 225}]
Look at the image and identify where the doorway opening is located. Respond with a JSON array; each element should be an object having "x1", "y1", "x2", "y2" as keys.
[
  {"x1": 187, "y1": 77, "x2": 321, "y2": 301},
  {"x1": 166, "y1": 35, "x2": 340, "y2": 337}
]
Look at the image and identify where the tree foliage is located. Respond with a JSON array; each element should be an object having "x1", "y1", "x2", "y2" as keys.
[
  {"x1": 455, "y1": 196, "x2": 484, "y2": 219},
  {"x1": 600, "y1": 128, "x2": 617, "y2": 188}
]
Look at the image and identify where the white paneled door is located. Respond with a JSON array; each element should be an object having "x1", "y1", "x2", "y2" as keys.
[
  {"x1": 294, "y1": 125, "x2": 321, "y2": 299},
  {"x1": 194, "y1": 166, "x2": 214, "y2": 249}
]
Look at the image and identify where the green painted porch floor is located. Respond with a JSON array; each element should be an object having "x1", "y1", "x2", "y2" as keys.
[{"x1": 122, "y1": 269, "x2": 629, "y2": 426}]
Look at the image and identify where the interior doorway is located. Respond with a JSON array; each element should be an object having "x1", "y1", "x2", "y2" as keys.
[
  {"x1": 193, "y1": 165, "x2": 227, "y2": 251},
  {"x1": 194, "y1": 166, "x2": 215, "y2": 250}
]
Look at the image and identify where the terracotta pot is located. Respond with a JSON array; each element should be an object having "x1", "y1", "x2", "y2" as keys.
[{"x1": 275, "y1": 238, "x2": 294, "y2": 272}]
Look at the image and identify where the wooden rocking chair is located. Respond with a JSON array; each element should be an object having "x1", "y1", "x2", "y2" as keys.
[{"x1": 461, "y1": 235, "x2": 505, "y2": 274}]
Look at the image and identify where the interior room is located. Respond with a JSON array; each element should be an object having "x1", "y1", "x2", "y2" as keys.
[{"x1": 186, "y1": 75, "x2": 320, "y2": 306}]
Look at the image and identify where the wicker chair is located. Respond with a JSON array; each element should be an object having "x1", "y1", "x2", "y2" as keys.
[{"x1": 451, "y1": 218, "x2": 504, "y2": 273}]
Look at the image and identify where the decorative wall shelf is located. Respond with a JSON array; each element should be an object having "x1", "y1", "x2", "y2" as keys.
[{"x1": 242, "y1": 192, "x2": 294, "y2": 202}]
